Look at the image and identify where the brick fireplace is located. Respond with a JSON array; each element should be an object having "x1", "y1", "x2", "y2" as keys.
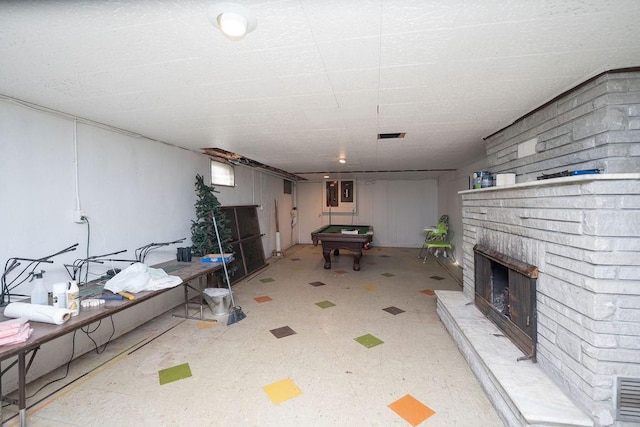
[{"x1": 436, "y1": 69, "x2": 640, "y2": 427}]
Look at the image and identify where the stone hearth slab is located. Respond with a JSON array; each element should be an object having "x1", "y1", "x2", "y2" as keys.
[{"x1": 435, "y1": 290, "x2": 593, "y2": 427}]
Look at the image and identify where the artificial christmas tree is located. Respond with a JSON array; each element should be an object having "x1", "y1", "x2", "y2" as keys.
[{"x1": 190, "y1": 174, "x2": 235, "y2": 280}]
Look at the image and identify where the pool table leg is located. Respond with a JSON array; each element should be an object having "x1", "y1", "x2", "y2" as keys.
[
  {"x1": 352, "y1": 251, "x2": 362, "y2": 271},
  {"x1": 322, "y1": 249, "x2": 332, "y2": 269}
]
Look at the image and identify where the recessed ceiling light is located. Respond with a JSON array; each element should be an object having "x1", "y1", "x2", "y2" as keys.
[
  {"x1": 323, "y1": 175, "x2": 330, "y2": 179},
  {"x1": 208, "y1": 3, "x2": 257, "y2": 41},
  {"x1": 339, "y1": 158, "x2": 346, "y2": 164}
]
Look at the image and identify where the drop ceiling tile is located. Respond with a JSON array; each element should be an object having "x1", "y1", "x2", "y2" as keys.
[
  {"x1": 381, "y1": 31, "x2": 451, "y2": 67},
  {"x1": 378, "y1": 103, "x2": 425, "y2": 117},
  {"x1": 382, "y1": 0, "x2": 458, "y2": 32},
  {"x1": 379, "y1": 87, "x2": 430, "y2": 104},
  {"x1": 197, "y1": 80, "x2": 286, "y2": 102},
  {"x1": 379, "y1": 64, "x2": 443, "y2": 90},
  {"x1": 333, "y1": 105, "x2": 377, "y2": 121},
  {"x1": 334, "y1": 90, "x2": 378, "y2": 109},
  {"x1": 300, "y1": 0, "x2": 382, "y2": 42},
  {"x1": 247, "y1": 1, "x2": 317, "y2": 48},
  {"x1": 343, "y1": 118, "x2": 379, "y2": 132},
  {"x1": 317, "y1": 37, "x2": 381, "y2": 72},
  {"x1": 274, "y1": 73, "x2": 335, "y2": 97},
  {"x1": 327, "y1": 69, "x2": 380, "y2": 92},
  {"x1": 451, "y1": 0, "x2": 638, "y2": 27},
  {"x1": 292, "y1": 93, "x2": 339, "y2": 109},
  {"x1": 294, "y1": 128, "x2": 349, "y2": 145},
  {"x1": 257, "y1": 45, "x2": 325, "y2": 76}
]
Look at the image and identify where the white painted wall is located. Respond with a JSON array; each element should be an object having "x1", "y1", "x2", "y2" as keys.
[
  {"x1": 0, "y1": 99, "x2": 290, "y2": 392},
  {"x1": 296, "y1": 179, "x2": 439, "y2": 248},
  {"x1": 0, "y1": 101, "x2": 209, "y2": 291},
  {"x1": 0, "y1": 99, "x2": 215, "y2": 389}
]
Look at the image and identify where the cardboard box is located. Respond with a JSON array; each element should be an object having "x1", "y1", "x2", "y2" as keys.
[{"x1": 201, "y1": 253, "x2": 234, "y2": 263}]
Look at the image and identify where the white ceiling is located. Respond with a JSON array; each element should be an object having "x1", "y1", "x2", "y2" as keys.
[{"x1": 1, "y1": 0, "x2": 640, "y2": 181}]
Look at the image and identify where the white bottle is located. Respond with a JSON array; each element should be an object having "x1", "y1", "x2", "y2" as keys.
[
  {"x1": 66, "y1": 280, "x2": 80, "y2": 316},
  {"x1": 52, "y1": 282, "x2": 68, "y2": 308},
  {"x1": 30, "y1": 270, "x2": 48, "y2": 305}
]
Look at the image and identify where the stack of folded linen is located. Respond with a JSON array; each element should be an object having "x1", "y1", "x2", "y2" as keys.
[{"x1": 0, "y1": 317, "x2": 33, "y2": 346}]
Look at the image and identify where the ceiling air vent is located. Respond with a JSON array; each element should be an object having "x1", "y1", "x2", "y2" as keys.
[
  {"x1": 617, "y1": 377, "x2": 640, "y2": 422},
  {"x1": 377, "y1": 132, "x2": 406, "y2": 139}
]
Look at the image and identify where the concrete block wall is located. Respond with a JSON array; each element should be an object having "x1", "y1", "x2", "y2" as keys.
[
  {"x1": 461, "y1": 176, "x2": 640, "y2": 426},
  {"x1": 484, "y1": 69, "x2": 640, "y2": 182}
]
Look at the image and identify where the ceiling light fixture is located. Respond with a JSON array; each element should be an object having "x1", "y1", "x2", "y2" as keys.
[
  {"x1": 208, "y1": 3, "x2": 257, "y2": 41},
  {"x1": 339, "y1": 158, "x2": 346, "y2": 164}
]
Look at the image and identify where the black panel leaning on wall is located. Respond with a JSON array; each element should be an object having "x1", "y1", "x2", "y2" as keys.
[{"x1": 221, "y1": 205, "x2": 267, "y2": 284}]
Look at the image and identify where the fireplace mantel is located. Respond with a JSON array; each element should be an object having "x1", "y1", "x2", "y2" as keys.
[{"x1": 459, "y1": 173, "x2": 640, "y2": 195}]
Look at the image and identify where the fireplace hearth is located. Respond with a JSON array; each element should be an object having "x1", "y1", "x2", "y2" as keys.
[{"x1": 474, "y1": 244, "x2": 538, "y2": 362}]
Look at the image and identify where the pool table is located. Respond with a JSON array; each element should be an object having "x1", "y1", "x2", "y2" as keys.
[{"x1": 310, "y1": 225, "x2": 374, "y2": 271}]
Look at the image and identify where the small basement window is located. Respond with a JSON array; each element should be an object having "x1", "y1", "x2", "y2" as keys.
[{"x1": 211, "y1": 160, "x2": 234, "y2": 187}]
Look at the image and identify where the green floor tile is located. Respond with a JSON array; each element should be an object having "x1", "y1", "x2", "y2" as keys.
[
  {"x1": 158, "y1": 362, "x2": 192, "y2": 385},
  {"x1": 260, "y1": 277, "x2": 275, "y2": 283},
  {"x1": 354, "y1": 333, "x2": 384, "y2": 348},
  {"x1": 315, "y1": 300, "x2": 336, "y2": 309}
]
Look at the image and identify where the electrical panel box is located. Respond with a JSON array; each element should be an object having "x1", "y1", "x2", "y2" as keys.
[{"x1": 322, "y1": 179, "x2": 356, "y2": 214}]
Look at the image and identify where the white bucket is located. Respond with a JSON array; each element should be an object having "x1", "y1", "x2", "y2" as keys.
[{"x1": 203, "y1": 288, "x2": 231, "y2": 316}]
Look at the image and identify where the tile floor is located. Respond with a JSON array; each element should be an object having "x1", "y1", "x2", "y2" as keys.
[{"x1": 4, "y1": 245, "x2": 503, "y2": 426}]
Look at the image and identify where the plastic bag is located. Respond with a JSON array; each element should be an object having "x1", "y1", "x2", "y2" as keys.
[{"x1": 104, "y1": 263, "x2": 182, "y2": 293}]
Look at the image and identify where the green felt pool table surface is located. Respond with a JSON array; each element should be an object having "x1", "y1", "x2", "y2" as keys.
[
  {"x1": 310, "y1": 225, "x2": 374, "y2": 271},
  {"x1": 315, "y1": 225, "x2": 372, "y2": 235}
]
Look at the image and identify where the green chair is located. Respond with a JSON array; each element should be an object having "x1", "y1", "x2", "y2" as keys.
[
  {"x1": 419, "y1": 221, "x2": 444, "y2": 258},
  {"x1": 420, "y1": 221, "x2": 454, "y2": 263}
]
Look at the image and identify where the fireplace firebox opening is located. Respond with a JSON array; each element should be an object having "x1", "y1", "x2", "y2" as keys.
[
  {"x1": 474, "y1": 244, "x2": 538, "y2": 362},
  {"x1": 491, "y1": 262, "x2": 509, "y2": 317}
]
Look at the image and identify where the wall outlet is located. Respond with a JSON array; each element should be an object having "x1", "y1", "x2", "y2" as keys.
[{"x1": 73, "y1": 209, "x2": 86, "y2": 223}]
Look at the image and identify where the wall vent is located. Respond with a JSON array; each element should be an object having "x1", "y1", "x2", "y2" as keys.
[
  {"x1": 377, "y1": 132, "x2": 405, "y2": 139},
  {"x1": 617, "y1": 377, "x2": 640, "y2": 422}
]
